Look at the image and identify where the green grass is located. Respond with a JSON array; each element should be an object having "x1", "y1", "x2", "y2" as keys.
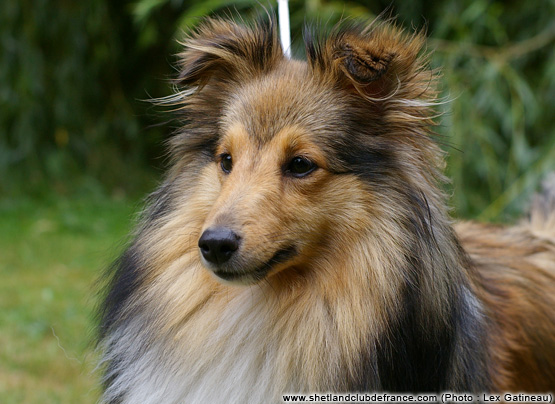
[{"x1": 0, "y1": 194, "x2": 141, "y2": 403}]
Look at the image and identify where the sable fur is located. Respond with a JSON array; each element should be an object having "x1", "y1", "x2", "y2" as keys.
[{"x1": 98, "y1": 16, "x2": 555, "y2": 403}]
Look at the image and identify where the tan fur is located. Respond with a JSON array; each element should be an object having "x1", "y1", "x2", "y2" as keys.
[
  {"x1": 131, "y1": 124, "x2": 399, "y2": 390},
  {"x1": 99, "y1": 17, "x2": 555, "y2": 403},
  {"x1": 458, "y1": 219, "x2": 555, "y2": 390}
]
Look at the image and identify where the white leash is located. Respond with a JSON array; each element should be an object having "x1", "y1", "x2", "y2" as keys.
[{"x1": 277, "y1": 0, "x2": 291, "y2": 58}]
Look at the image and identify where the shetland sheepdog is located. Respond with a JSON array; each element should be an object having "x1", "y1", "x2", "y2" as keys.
[{"x1": 98, "y1": 16, "x2": 555, "y2": 403}]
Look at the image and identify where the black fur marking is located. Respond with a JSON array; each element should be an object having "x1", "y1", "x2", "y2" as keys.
[
  {"x1": 337, "y1": 144, "x2": 397, "y2": 181},
  {"x1": 345, "y1": 185, "x2": 491, "y2": 392},
  {"x1": 250, "y1": 15, "x2": 280, "y2": 71},
  {"x1": 303, "y1": 27, "x2": 318, "y2": 65},
  {"x1": 375, "y1": 221, "x2": 491, "y2": 391},
  {"x1": 375, "y1": 270, "x2": 455, "y2": 391},
  {"x1": 303, "y1": 25, "x2": 327, "y2": 70},
  {"x1": 321, "y1": 126, "x2": 398, "y2": 183},
  {"x1": 144, "y1": 182, "x2": 174, "y2": 223},
  {"x1": 378, "y1": 192, "x2": 454, "y2": 391},
  {"x1": 99, "y1": 245, "x2": 145, "y2": 339}
]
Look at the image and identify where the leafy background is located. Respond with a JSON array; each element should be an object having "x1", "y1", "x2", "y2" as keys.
[{"x1": 0, "y1": 0, "x2": 553, "y2": 402}]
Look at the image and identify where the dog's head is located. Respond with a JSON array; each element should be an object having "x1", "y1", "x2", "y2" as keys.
[{"x1": 167, "y1": 17, "x2": 441, "y2": 285}]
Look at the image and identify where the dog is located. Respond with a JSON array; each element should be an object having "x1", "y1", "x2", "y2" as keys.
[{"x1": 98, "y1": 16, "x2": 555, "y2": 403}]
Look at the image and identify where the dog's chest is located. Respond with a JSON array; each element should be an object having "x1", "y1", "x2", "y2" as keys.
[{"x1": 118, "y1": 293, "x2": 303, "y2": 404}]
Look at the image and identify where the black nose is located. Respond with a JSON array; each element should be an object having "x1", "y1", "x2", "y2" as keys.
[{"x1": 198, "y1": 227, "x2": 240, "y2": 265}]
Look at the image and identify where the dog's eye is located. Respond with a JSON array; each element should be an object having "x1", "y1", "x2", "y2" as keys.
[
  {"x1": 220, "y1": 154, "x2": 232, "y2": 174},
  {"x1": 285, "y1": 156, "x2": 317, "y2": 178}
]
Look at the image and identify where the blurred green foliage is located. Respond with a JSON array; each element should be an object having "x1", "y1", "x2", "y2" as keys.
[
  {"x1": 0, "y1": 0, "x2": 178, "y2": 197},
  {"x1": 1, "y1": 0, "x2": 554, "y2": 219}
]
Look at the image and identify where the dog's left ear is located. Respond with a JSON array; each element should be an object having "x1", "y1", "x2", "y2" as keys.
[
  {"x1": 178, "y1": 17, "x2": 283, "y2": 89},
  {"x1": 306, "y1": 22, "x2": 430, "y2": 102}
]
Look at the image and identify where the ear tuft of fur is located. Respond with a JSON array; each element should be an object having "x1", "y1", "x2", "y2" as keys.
[
  {"x1": 178, "y1": 16, "x2": 283, "y2": 88},
  {"x1": 336, "y1": 40, "x2": 396, "y2": 84},
  {"x1": 305, "y1": 21, "x2": 431, "y2": 101}
]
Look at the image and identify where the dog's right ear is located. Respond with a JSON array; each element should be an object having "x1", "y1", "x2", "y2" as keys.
[{"x1": 178, "y1": 17, "x2": 283, "y2": 89}]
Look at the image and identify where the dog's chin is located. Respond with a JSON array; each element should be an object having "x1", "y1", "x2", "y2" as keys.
[
  {"x1": 210, "y1": 270, "x2": 263, "y2": 286},
  {"x1": 202, "y1": 245, "x2": 297, "y2": 286}
]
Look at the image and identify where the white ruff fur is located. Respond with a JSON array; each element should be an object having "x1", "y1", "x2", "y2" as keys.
[
  {"x1": 103, "y1": 288, "x2": 287, "y2": 404},
  {"x1": 100, "y1": 229, "x2": 404, "y2": 404}
]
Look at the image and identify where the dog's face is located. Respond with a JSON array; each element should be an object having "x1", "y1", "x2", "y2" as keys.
[
  {"x1": 198, "y1": 66, "x2": 369, "y2": 284},
  {"x1": 170, "y1": 18, "x2": 440, "y2": 285}
]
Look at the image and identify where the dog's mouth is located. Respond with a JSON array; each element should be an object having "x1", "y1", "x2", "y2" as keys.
[{"x1": 212, "y1": 245, "x2": 297, "y2": 284}]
